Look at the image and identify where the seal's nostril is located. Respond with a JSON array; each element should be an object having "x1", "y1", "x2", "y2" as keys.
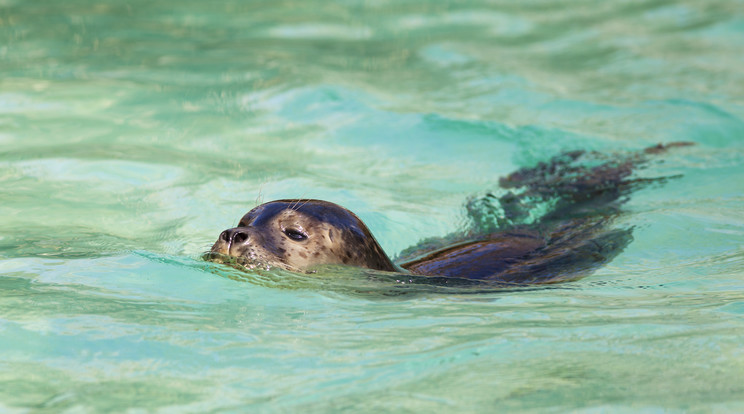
[
  {"x1": 231, "y1": 230, "x2": 249, "y2": 244},
  {"x1": 220, "y1": 230, "x2": 230, "y2": 242},
  {"x1": 221, "y1": 228, "x2": 250, "y2": 246}
]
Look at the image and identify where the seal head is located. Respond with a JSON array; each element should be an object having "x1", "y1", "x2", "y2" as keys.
[{"x1": 210, "y1": 199, "x2": 397, "y2": 273}]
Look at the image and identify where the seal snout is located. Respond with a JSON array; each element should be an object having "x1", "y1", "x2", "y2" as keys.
[
  {"x1": 220, "y1": 228, "x2": 252, "y2": 251},
  {"x1": 221, "y1": 228, "x2": 249, "y2": 244}
]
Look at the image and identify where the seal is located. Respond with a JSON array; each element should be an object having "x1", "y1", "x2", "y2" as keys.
[{"x1": 208, "y1": 142, "x2": 693, "y2": 284}]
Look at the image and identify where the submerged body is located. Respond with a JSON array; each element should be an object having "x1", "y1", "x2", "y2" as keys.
[{"x1": 209, "y1": 143, "x2": 691, "y2": 284}]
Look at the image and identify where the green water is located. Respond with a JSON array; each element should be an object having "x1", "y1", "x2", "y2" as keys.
[{"x1": 2, "y1": 0, "x2": 744, "y2": 411}]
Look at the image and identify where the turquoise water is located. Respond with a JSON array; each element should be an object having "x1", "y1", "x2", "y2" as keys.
[{"x1": 2, "y1": 0, "x2": 744, "y2": 411}]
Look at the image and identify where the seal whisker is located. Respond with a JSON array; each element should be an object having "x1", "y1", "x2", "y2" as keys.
[
  {"x1": 295, "y1": 198, "x2": 312, "y2": 211},
  {"x1": 255, "y1": 184, "x2": 265, "y2": 207},
  {"x1": 290, "y1": 193, "x2": 309, "y2": 211}
]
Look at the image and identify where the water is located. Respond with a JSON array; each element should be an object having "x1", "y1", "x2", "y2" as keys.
[{"x1": 2, "y1": 0, "x2": 744, "y2": 411}]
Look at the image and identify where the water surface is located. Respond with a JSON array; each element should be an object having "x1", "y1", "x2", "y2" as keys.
[{"x1": 2, "y1": 0, "x2": 744, "y2": 412}]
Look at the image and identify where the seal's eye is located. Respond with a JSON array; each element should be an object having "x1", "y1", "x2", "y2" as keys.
[{"x1": 283, "y1": 228, "x2": 308, "y2": 241}]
